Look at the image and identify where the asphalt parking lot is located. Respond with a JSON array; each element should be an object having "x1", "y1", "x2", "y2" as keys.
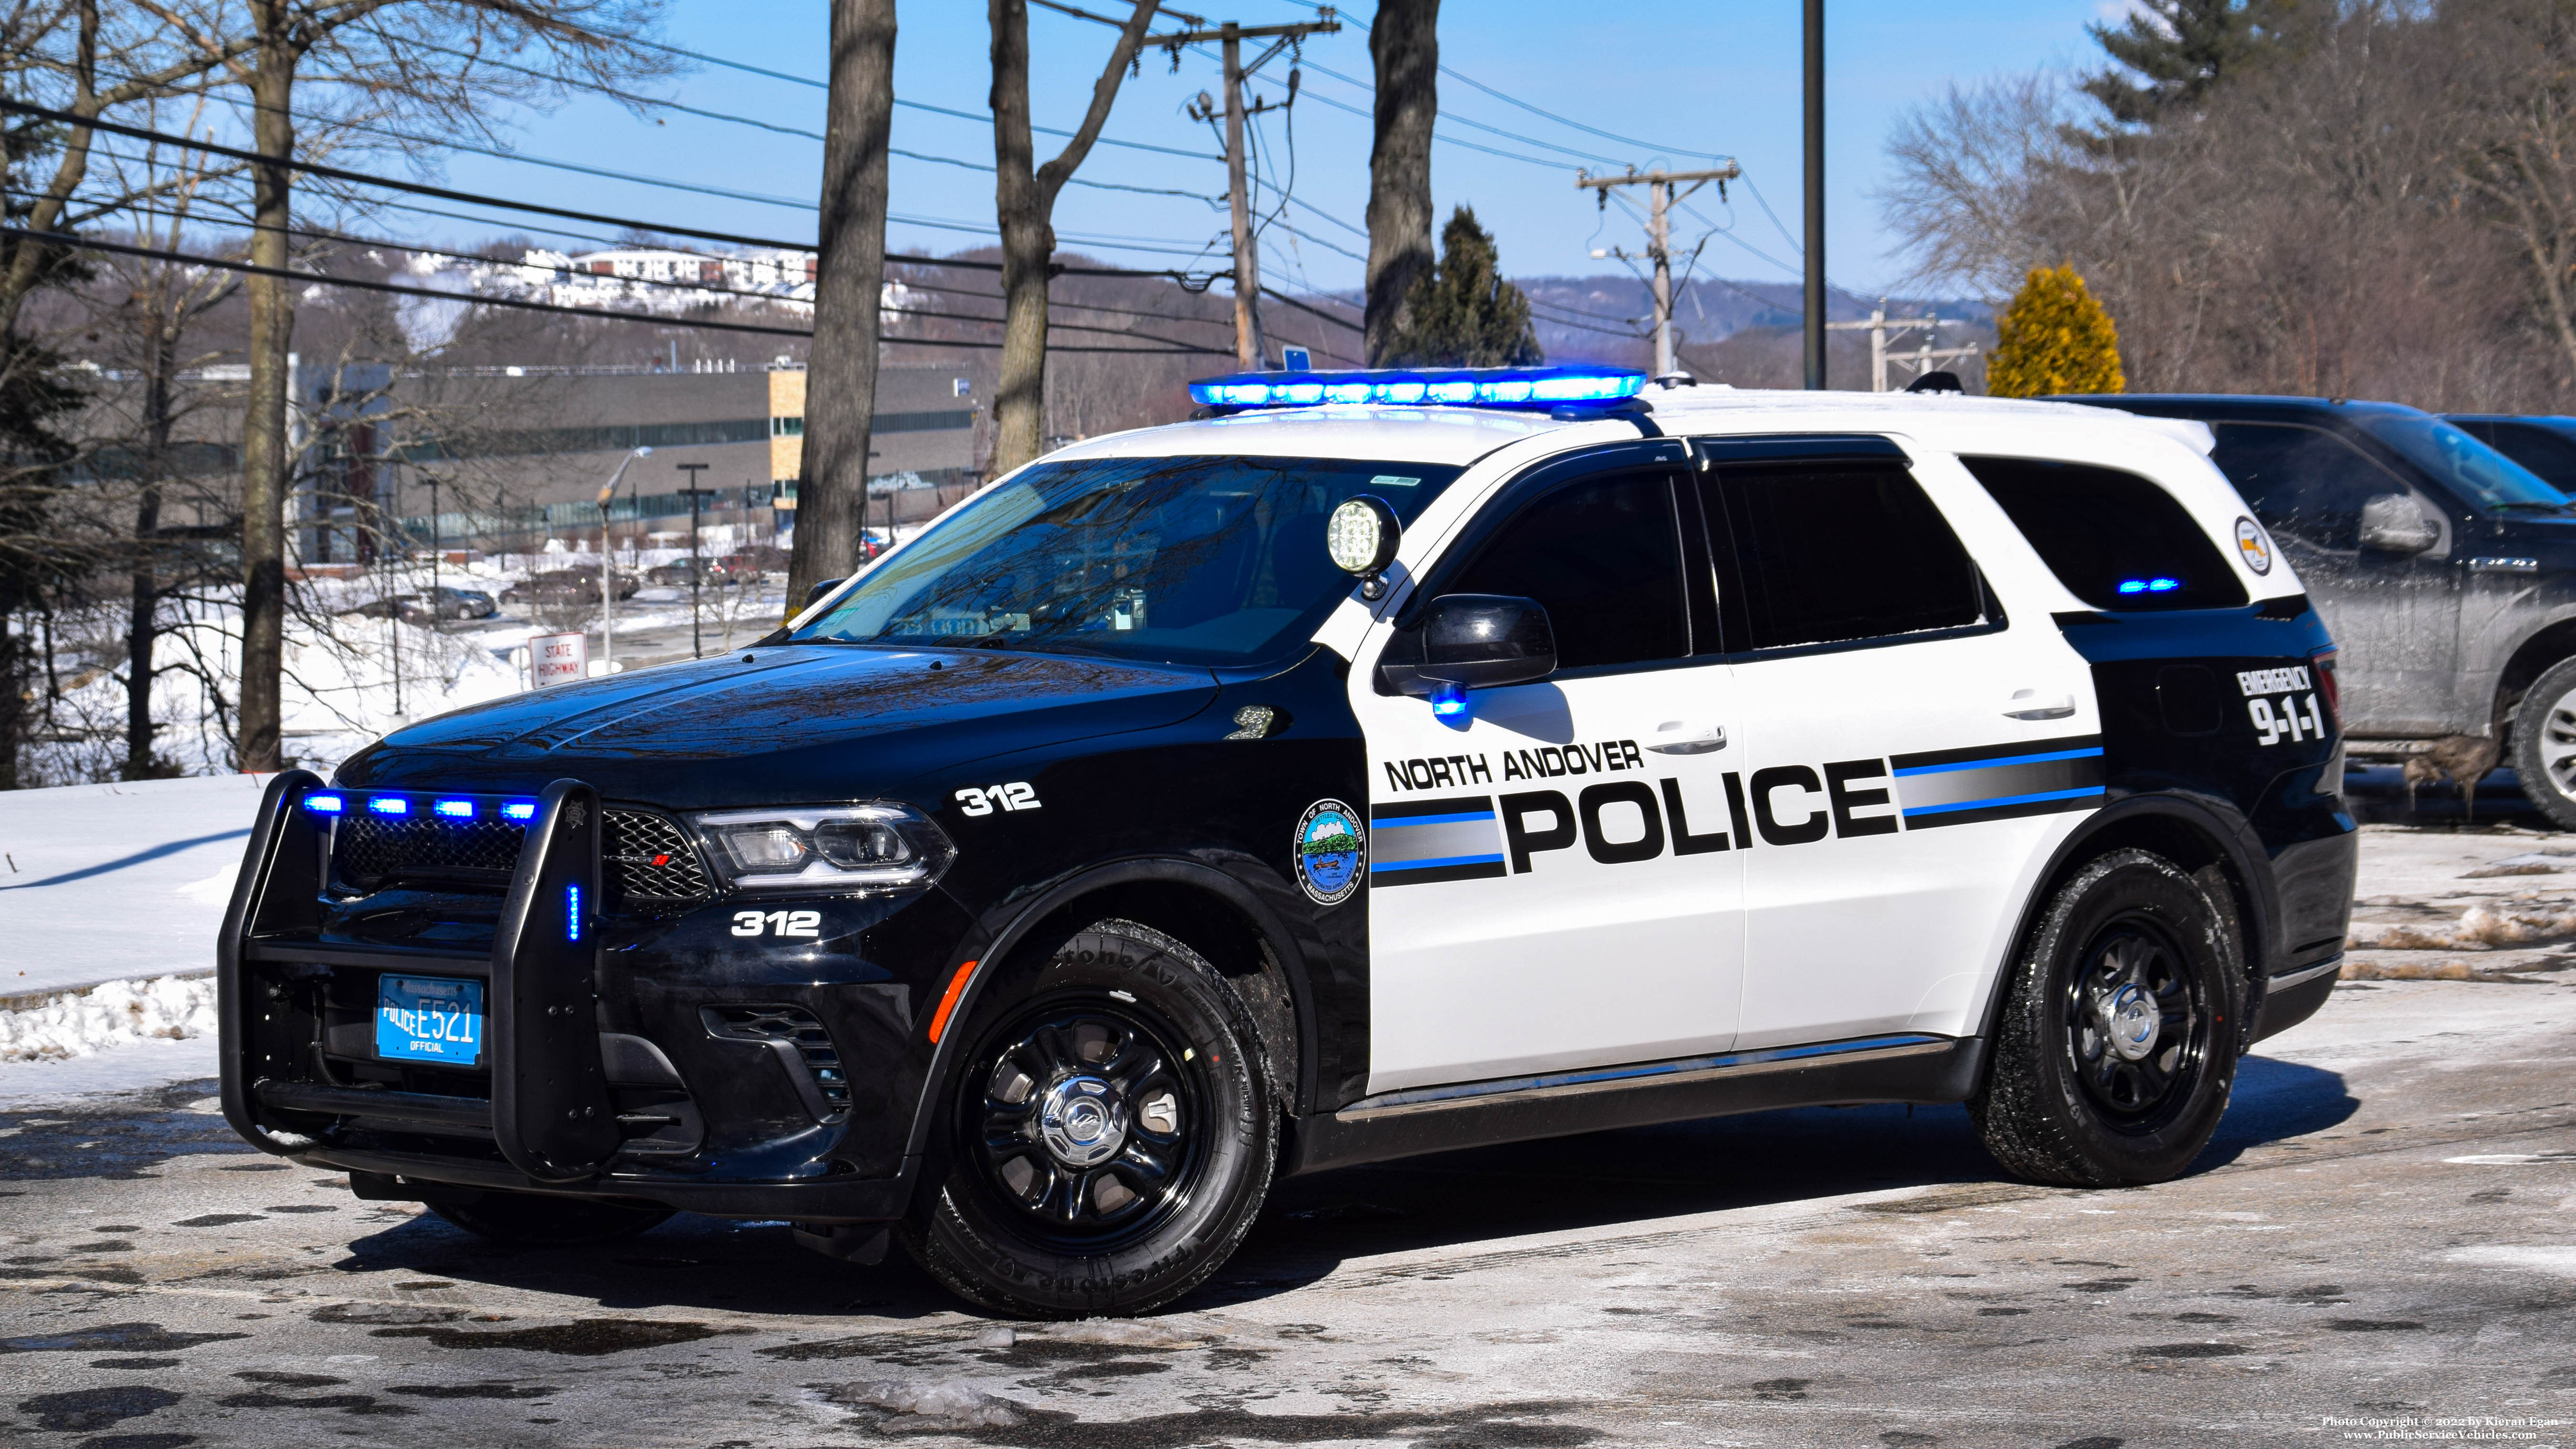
[{"x1": 8, "y1": 820, "x2": 2576, "y2": 1448}]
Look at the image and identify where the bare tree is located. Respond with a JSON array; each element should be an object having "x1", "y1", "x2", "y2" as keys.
[
  {"x1": 2457, "y1": 0, "x2": 2576, "y2": 388},
  {"x1": 987, "y1": 0, "x2": 1158, "y2": 475},
  {"x1": 1364, "y1": 0, "x2": 1435, "y2": 366},
  {"x1": 785, "y1": 0, "x2": 895, "y2": 615}
]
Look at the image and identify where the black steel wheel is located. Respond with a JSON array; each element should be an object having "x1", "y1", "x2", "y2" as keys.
[
  {"x1": 1973, "y1": 849, "x2": 2243, "y2": 1187},
  {"x1": 900, "y1": 919, "x2": 1276, "y2": 1319}
]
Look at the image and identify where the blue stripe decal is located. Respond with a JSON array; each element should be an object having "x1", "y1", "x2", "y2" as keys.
[
  {"x1": 1372, "y1": 852, "x2": 1508, "y2": 873},
  {"x1": 1892, "y1": 747, "x2": 2105, "y2": 778},
  {"x1": 1903, "y1": 785, "x2": 2106, "y2": 818},
  {"x1": 1349, "y1": 1033, "x2": 1949, "y2": 1111},
  {"x1": 1372, "y1": 810, "x2": 1498, "y2": 828}
]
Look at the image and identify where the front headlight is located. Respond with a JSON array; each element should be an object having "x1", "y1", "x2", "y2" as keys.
[{"x1": 693, "y1": 803, "x2": 957, "y2": 893}]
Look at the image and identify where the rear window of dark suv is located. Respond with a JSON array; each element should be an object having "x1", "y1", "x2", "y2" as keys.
[{"x1": 1964, "y1": 456, "x2": 2248, "y2": 612}]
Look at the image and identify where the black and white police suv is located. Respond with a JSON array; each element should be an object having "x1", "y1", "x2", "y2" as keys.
[{"x1": 217, "y1": 367, "x2": 2355, "y2": 1317}]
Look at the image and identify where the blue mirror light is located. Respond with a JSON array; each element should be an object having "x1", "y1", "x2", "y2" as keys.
[
  {"x1": 1431, "y1": 681, "x2": 1471, "y2": 718},
  {"x1": 1188, "y1": 366, "x2": 1648, "y2": 412}
]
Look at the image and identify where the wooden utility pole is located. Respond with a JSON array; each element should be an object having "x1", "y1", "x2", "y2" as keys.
[
  {"x1": 1825, "y1": 298, "x2": 1981, "y2": 391},
  {"x1": 1173, "y1": 13, "x2": 1338, "y2": 366},
  {"x1": 676, "y1": 463, "x2": 712, "y2": 660},
  {"x1": 1578, "y1": 165, "x2": 1739, "y2": 378}
]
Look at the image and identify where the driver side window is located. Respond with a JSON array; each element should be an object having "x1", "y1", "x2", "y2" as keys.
[
  {"x1": 2208, "y1": 423, "x2": 2399, "y2": 550},
  {"x1": 1445, "y1": 472, "x2": 1690, "y2": 671}
]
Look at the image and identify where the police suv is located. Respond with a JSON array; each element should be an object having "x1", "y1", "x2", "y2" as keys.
[{"x1": 218, "y1": 369, "x2": 2355, "y2": 1318}]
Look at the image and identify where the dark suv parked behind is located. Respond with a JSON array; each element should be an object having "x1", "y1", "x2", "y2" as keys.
[{"x1": 2064, "y1": 394, "x2": 2576, "y2": 825}]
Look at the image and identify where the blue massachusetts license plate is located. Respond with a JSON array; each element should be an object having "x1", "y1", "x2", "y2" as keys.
[{"x1": 376, "y1": 975, "x2": 485, "y2": 1066}]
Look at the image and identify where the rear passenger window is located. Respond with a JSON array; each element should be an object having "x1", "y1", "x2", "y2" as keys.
[
  {"x1": 1964, "y1": 457, "x2": 2247, "y2": 612},
  {"x1": 1709, "y1": 462, "x2": 1986, "y2": 650},
  {"x1": 1446, "y1": 471, "x2": 1690, "y2": 670}
]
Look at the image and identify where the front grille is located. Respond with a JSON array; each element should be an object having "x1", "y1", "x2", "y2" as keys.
[
  {"x1": 701, "y1": 1005, "x2": 850, "y2": 1115},
  {"x1": 331, "y1": 801, "x2": 714, "y2": 910}
]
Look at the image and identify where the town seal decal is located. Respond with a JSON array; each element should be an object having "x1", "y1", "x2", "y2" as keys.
[{"x1": 1294, "y1": 799, "x2": 1366, "y2": 905}]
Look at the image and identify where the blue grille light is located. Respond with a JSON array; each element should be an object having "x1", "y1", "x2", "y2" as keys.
[
  {"x1": 433, "y1": 798, "x2": 476, "y2": 819},
  {"x1": 1189, "y1": 367, "x2": 1646, "y2": 411},
  {"x1": 566, "y1": 882, "x2": 582, "y2": 942},
  {"x1": 366, "y1": 795, "x2": 409, "y2": 817},
  {"x1": 305, "y1": 793, "x2": 344, "y2": 814},
  {"x1": 501, "y1": 800, "x2": 538, "y2": 821}
]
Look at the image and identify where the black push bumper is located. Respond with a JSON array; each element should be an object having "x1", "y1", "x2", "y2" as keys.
[{"x1": 217, "y1": 770, "x2": 914, "y2": 1223}]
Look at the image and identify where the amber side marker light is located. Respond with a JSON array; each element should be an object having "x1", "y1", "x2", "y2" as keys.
[{"x1": 928, "y1": 959, "x2": 979, "y2": 1043}]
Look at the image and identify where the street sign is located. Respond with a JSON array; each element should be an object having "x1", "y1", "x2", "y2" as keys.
[{"x1": 529, "y1": 631, "x2": 588, "y2": 688}]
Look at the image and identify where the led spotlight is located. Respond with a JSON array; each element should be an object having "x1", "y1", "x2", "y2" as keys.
[
  {"x1": 433, "y1": 799, "x2": 476, "y2": 819},
  {"x1": 305, "y1": 793, "x2": 345, "y2": 814},
  {"x1": 367, "y1": 796, "x2": 409, "y2": 817}
]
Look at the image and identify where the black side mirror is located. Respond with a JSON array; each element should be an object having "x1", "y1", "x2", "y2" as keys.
[
  {"x1": 1420, "y1": 593, "x2": 1557, "y2": 690},
  {"x1": 803, "y1": 578, "x2": 844, "y2": 610}
]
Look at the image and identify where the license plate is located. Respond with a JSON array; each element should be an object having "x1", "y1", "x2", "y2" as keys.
[{"x1": 376, "y1": 975, "x2": 485, "y2": 1066}]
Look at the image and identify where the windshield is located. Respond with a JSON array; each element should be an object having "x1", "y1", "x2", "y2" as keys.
[
  {"x1": 790, "y1": 453, "x2": 1465, "y2": 666},
  {"x1": 2359, "y1": 414, "x2": 2567, "y2": 512}
]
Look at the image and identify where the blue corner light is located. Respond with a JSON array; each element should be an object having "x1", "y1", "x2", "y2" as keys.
[
  {"x1": 501, "y1": 800, "x2": 538, "y2": 821},
  {"x1": 2116, "y1": 577, "x2": 2184, "y2": 596},
  {"x1": 1188, "y1": 366, "x2": 1647, "y2": 413},
  {"x1": 1431, "y1": 681, "x2": 1470, "y2": 718},
  {"x1": 305, "y1": 792, "x2": 344, "y2": 814},
  {"x1": 366, "y1": 795, "x2": 409, "y2": 817},
  {"x1": 566, "y1": 882, "x2": 583, "y2": 942},
  {"x1": 433, "y1": 798, "x2": 476, "y2": 819}
]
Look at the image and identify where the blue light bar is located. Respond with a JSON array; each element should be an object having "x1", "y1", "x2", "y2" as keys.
[
  {"x1": 2116, "y1": 577, "x2": 2184, "y2": 596},
  {"x1": 305, "y1": 793, "x2": 344, "y2": 814},
  {"x1": 501, "y1": 801, "x2": 538, "y2": 821},
  {"x1": 1187, "y1": 366, "x2": 1648, "y2": 412},
  {"x1": 566, "y1": 883, "x2": 583, "y2": 942},
  {"x1": 367, "y1": 795, "x2": 409, "y2": 817},
  {"x1": 432, "y1": 798, "x2": 476, "y2": 819}
]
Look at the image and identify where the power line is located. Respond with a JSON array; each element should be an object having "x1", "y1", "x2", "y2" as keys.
[
  {"x1": 1291, "y1": 58, "x2": 1627, "y2": 166},
  {"x1": 1436, "y1": 65, "x2": 1733, "y2": 164}
]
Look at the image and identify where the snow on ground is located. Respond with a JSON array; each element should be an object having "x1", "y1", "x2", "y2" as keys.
[
  {"x1": 0, "y1": 773, "x2": 271, "y2": 998},
  {"x1": 2343, "y1": 821, "x2": 2576, "y2": 980}
]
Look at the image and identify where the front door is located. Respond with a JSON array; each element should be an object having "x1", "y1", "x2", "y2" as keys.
[{"x1": 1353, "y1": 462, "x2": 1747, "y2": 1095}]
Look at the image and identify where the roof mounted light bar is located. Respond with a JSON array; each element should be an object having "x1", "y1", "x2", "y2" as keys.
[{"x1": 1187, "y1": 366, "x2": 1648, "y2": 413}]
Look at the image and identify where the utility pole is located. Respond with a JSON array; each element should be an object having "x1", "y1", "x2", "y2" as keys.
[
  {"x1": 1172, "y1": 12, "x2": 1339, "y2": 366},
  {"x1": 594, "y1": 447, "x2": 652, "y2": 672},
  {"x1": 1825, "y1": 298, "x2": 1982, "y2": 391},
  {"x1": 676, "y1": 463, "x2": 714, "y2": 660},
  {"x1": 1803, "y1": 0, "x2": 1826, "y2": 390},
  {"x1": 1578, "y1": 164, "x2": 1740, "y2": 378}
]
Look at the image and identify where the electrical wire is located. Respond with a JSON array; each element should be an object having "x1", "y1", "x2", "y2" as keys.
[{"x1": 1290, "y1": 58, "x2": 1627, "y2": 166}]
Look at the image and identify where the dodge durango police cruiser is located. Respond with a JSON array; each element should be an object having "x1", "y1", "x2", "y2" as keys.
[{"x1": 217, "y1": 368, "x2": 2356, "y2": 1318}]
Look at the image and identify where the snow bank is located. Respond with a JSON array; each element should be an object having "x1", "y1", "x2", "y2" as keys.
[
  {"x1": 819, "y1": 1379, "x2": 1027, "y2": 1428},
  {"x1": 2347, "y1": 900, "x2": 2576, "y2": 951},
  {"x1": 0, "y1": 973, "x2": 216, "y2": 1061}
]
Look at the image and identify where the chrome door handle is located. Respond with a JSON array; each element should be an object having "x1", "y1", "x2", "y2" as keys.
[
  {"x1": 1647, "y1": 721, "x2": 1728, "y2": 754},
  {"x1": 2003, "y1": 689, "x2": 2076, "y2": 721}
]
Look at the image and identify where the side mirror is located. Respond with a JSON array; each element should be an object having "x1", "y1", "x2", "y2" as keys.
[
  {"x1": 1327, "y1": 495, "x2": 1400, "y2": 600},
  {"x1": 2357, "y1": 494, "x2": 2437, "y2": 554},
  {"x1": 803, "y1": 578, "x2": 844, "y2": 610},
  {"x1": 1420, "y1": 594, "x2": 1557, "y2": 690}
]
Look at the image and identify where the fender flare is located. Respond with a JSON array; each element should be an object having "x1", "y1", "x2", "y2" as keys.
[
  {"x1": 1969, "y1": 790, "x2": 2281, "y2": 1049},
  {"x1": 898, "y1": 854, "x2": 1325, "y2": 1164}
]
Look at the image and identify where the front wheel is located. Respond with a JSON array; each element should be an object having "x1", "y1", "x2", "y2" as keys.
[
  {"x1": 899, "y1": 919, "x2": 1276, "y2": 1319},
  {"x1": 2513, "y1": 656, "x2": 2576, "y2": 831},
  {"x1": 1971, "y1": 849, "x2": 2244, "y2": 1188}
]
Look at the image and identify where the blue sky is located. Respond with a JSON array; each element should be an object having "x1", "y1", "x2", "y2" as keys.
[{"x1": 413, "y1": 1, "x2": 2116, "y2": 297}]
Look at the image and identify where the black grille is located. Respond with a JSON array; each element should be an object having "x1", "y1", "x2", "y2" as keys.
[
  {"x1": 335, "y1": 813, "x2": 526, "y2": 887},
  {"x1": 701, "y1": 1005, "x2": 850, "y2": 1114},
  {"x1": 603, "y1": 808, "x2": 714, "y2": 904}
]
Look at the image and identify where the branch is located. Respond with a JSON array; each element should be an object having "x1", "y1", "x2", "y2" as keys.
[{"x1": 1034, "y1": 0, "x2": 1158, "y2": 210}]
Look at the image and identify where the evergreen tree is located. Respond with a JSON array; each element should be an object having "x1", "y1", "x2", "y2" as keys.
[
  {"x1": 1384, "y1": 206, "x2": 1542, "y2": 369},
  {"x1": 1987, "y1": 265, "x2": 2125, "y2": 398},
  {"x1": 2081, "y1": 0, "x2": 2303, "y2": 129}
]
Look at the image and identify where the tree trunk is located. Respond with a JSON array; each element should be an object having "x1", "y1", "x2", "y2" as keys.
[
  {"x1": 236, "y1": 14, "x2": 296, "y2": 773},
  {"x1": 125, "y1": 317, "x2": 170, "y2": 779},
  {"x1": 1365, "y1": 0, "x2": 1438, "y2": 366},
  {"x1": 988, "y1": 0, "x2": 1048, "y2": 476},
  {"x1": 786, "y1": 0, "x2": 898, "y2": 616}
]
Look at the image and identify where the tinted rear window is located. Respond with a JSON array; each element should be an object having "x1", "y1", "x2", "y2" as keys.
[
  {"x1": 1965, "y1": 457, "x2": 2247, "y2": 612},
  {"x1": 1711, "y1": 461, "x2": 1988, "y2": 650}
]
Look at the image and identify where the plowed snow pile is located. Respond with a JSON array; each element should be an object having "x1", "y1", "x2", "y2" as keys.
[{"x1": 0, "y1": 974, "x2": 216, "y2": 1061}]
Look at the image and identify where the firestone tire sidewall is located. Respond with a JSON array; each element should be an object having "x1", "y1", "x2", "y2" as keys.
[
  {"x1": 1977, "y1": 849, "x2": 2244, "y2": 1188},
  {"x1": 2513, "y1": 658, "x2": 2576, "y2": 832},
  {"x1": 904, "y1": 920, "x2": 1275, "y2": 1319}
]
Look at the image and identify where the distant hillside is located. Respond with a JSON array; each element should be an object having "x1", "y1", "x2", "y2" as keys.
[{"x1": 1511, "y1": 275, "x2": 1994, "y2": 370}]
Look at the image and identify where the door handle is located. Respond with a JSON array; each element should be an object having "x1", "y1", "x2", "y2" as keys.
[
  {"x1": 2003, "y1": 689, "x2": 2076, "y2": 721},
  {"x1": 1646, "y1": 720, "x2": 1728, "y2": 754}
]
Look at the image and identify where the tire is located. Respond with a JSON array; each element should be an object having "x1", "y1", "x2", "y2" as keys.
[
  {"x1": 899, "y1": 918, "x2": 1276, "y2": 1319},
  {"x1": 2513, "y1": 656, "x2": 2576, "y2": 830},
  {"x1": 1970, "y1": 849, "x2": 2245, "y2": 1188},
  {"x1": 429, "y1": 1191, "x2": 672, "y2": 1247}
]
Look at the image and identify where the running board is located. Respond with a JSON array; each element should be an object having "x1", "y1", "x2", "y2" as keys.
[{"x1": 1285, "y1": 1034, "x2": 1986, "y2": 1177}]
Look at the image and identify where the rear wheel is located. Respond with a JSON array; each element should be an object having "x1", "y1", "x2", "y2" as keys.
[
  {"x1": 429, "y1": 1191, "x2": 672, "y2": 1247},
  {"x1": 1971, "y1": 849, "x2": 2244, "y2": 1187},
  {"x1": 2512, "y1": 656, "x2": 2576, "y2": 830},
  {"x1": 900, "y1": 919, "x2": 1275, "y2": 1319}
]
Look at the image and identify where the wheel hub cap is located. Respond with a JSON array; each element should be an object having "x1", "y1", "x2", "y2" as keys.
[
  {"x1": 2106, "y1": 982, "x2": 2159, "y2": 1061},
  {"x1": 1036, "y1": 1075, "x2": 1128, "y2": 1168}
]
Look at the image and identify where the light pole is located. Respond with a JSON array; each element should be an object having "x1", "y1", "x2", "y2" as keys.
[
  {"x1": 596, "y1": 446, "x2": 652, "y2": 671},
  {"x1": 676, "y1": 462, "x2": 715, "y2": 659}
]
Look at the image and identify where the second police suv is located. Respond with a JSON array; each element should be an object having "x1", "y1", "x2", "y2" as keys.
[{"x1": 218, "y1": 367, "x2": 2356, "y2": 1317}]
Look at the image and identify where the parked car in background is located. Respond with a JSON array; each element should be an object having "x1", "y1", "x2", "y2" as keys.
[
  {"x1": 500, "y1": 569, "x2": 639, "y2": 605},
  {"x1": 336, "y1": 587, "x2": 498, "y2": 624},
  {"x1": 2061, "y1": 393, "x2": 2576, "y2": 825},
  {"x1": 713, "y1": 545, "x2": 790, "y2": 581},
  {"x1": 647, "y1": 558, "x2": 713, "y2": 587},
  {"x1": 2445, "y1": 414, "x2": 2576, "y2": 498}
]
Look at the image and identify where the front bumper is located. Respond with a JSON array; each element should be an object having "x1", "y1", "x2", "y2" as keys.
[{"x1": 217, "y1": 771, "x2": 949, "y2": 1224}]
